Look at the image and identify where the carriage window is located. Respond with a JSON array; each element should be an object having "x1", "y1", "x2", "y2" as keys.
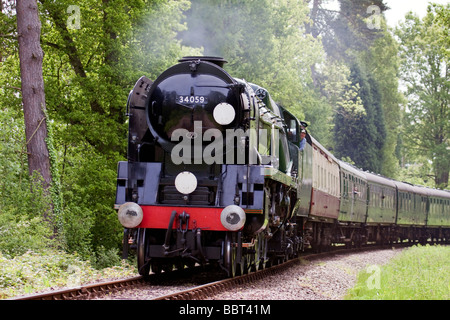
[{"x1": 328, "y1": 172, "x2": 331, "y2": 193}]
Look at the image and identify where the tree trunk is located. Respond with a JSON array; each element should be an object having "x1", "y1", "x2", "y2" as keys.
[
  {"x1": 434, "y1": 157, "x2": 449, "y2": 189},
  {"x1": 17, "y1": 0, "x2": 53, "y2": 211}
]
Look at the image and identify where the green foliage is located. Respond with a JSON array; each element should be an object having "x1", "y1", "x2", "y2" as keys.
[
  {"x1": 1, "y1": 0, "x2": 201, "y2": 262},
  {"x1": 0, "y1": 210, "x2": 55, "y2": 259},
  {"x1": 346, "y1": 245, "x2": 450, "y2": 300},
  {"x1": 359, "y1": 23, "x2": 404, "y2": 178},
  {"x1": 334, "y1": 60, "x2": 386, "y2": 173},
  {"x1": 182, "y1": 0, "x2": 323, "y2": 121},
  {"x1": 35, "y1": 0, "x2": 200, "y2": 258},
  {"x1": 397, "y1": 159, "x2": 436, "y2": 188},
  {"x1": 0, "y1": 249, "x2": 136, "y2": 299},
  {"x1": 0, "y1": 95, "x2": 57, "y2": 257},
  {"x1": 90, "y1": 246, "x2": 123, "y2": 270},
  {"x1": 326, "y1": 0, "x2": 388, "y2": 60},
  {"x1": 43, "y1": 107, "x2": 64, "y2": 236},
  {"x1": 307, "y1": 0, "x2": 401, "y2": 163},
  {"x1": 396, "y1": 3, "x2": 450, "y2": 188}
]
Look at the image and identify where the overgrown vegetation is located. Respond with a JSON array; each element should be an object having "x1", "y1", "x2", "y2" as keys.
[
  {"x1": 0, "y1": 249, "x2": 136, "y2": 299},
  {"x1": 346, "y1": 245, "x2": 450, "y2": 300}
]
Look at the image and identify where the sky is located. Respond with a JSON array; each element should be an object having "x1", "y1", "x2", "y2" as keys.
[{"x1": 383, "y1": 0, "x2": 450, "y2": 27}]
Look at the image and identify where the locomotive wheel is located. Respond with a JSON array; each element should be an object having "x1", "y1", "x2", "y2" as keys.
[
  {"x1": 242, "y1": 253, "x2": 249, "y2": 275},
  {"x1": 121, "y1": 228, "x2": 130, "y2": 259},
  {"x1": 224, "y1": 232, "x2": 244, "y2": 277},
  {"x1": 260, "y1": 234, "x2": 268, "y2": 270},
  {"x1": 255, "y1": 233, "x2": 268, "y2": 271},
  {"x1": 223, "y1": 236, "x2": 236, "y2": 277},
  {"x1": 137, "y1": 228, "x2": 151, "y2": 276},
  {"x1": 237, "y1": 254, "x2": 245, "y2": 275},
  {"x1": 249, "y1": 240, "x2": 260, "y2": 272}
]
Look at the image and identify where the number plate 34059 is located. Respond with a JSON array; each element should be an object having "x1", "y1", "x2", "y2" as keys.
[{"x1": 177, "y1": 95, "x2": 208, "y2": 104}]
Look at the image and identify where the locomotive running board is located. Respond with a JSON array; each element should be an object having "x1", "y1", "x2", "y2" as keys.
[{"x1": 262, "y1": 166, "x2": 297, "y2": 188}]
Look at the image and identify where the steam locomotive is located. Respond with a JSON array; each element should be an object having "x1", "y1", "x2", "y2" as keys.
[{"x1": 115, "y1": 56, "x2": 450, "y2": 277}]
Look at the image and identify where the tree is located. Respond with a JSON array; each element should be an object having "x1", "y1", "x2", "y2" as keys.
[
  {"x1": 396, "y1": 4, "x2": 449, "y2": 188},
  {"x1": 333, "y1": 61, "x2": 386, "y2": 172},
  {"x1": 16, "y1": 0, "x2": 55, "y2": 221},
  {"x1": 181, "y1": 0, "x2": 323, "y2": 126},
  {"x1": 307, "y1": 0, "x2": 388, "y2": 64},
  {"x1": 36, "y1": 0, "x2": 199, "y2": 256},
  {"x1": 306, "y1": 0, "x2": 392, "y2": 166},
  {"x1": 359, "y1": 19, "x2": 404, "y2": 178}
]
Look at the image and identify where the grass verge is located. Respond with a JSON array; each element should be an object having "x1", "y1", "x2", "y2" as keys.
[{"x1": 345, "y1": 244, "x2": 450, "y2": 300}]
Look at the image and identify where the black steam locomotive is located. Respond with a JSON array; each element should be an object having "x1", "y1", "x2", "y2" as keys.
[{"x1": 115, "y1": 57, "x2": 450, "y2": 277}]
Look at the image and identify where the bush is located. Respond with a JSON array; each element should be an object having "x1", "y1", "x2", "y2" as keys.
[
  {"x1": 91, "y1": 246, "x2": 123, "y2": 269},
  {"x1": 0, "y1": 208, "x2": 55, "y2": 258}
]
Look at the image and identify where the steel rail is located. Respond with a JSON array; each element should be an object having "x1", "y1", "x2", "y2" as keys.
[
  {"x1": 10, "y1": 276, "x2": 144, "y2": 300},
  {"x1": 151, "y1": 249, "x2": 351, "y2": 300},
  {"x1": 151, "y1": 243, "x2": 422, "y2": 300}
]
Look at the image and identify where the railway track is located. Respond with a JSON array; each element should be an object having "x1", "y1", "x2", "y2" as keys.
[
  {"x1": 152, "y1": 253, "x2": 315, "y2": 300},
  {"x1": 10, "y1": 276, "x2": 145, "y2": 300},
  {"x1": 9, "y1": 244, "x2": 398, "y2": 301}
]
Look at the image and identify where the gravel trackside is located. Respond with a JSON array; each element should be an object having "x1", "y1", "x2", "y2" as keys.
[
  {"x1": 96, "y1": 248, "x2": 403, "y2": 300},
  {"x1": 207, "y1": 248, "x2": 403, "y2": 300}
]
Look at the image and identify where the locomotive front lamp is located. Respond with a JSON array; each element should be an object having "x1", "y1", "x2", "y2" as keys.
[
  {"x1": 220, "y1": 205, "x2": 246, "y2": 231},
  {"x1": 175, "y1": 171, "x2": 198, "y2": 194},
  {"x1": 213, "y1": 102, "x2": 235, "y2": 125},
  {"x1": 118, "y1": 202, "x2": 143, "y2": 228}
]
